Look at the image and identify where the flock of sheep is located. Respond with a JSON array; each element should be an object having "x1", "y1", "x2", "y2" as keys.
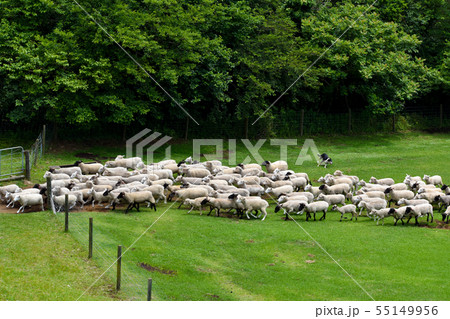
[{"x1": 0, "y1": 155, "x2": 449, "y2": 226}]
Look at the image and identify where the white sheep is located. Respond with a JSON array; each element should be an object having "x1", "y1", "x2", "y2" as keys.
[
  {"x1": 277, "y1": 195, "x2": 309, "y2": 204},
  {"x1": 414, "y1": 192, "x2": 439, "y2": 203},
  {"x1": 355, "y1": 190, "x2": 385, "y2": 200},
  {"x1": 141, "y1": 184, "x2": 167, "y2": 203},
  {"x1": 117, "y1": 191, "x2": 156, "y2": 213},
  {"x1": 0, "y1": 184, "x2": 21, "y2": 201},
  {"x1": 52, "y1": 194, "x2": 78, "y2": 212},
  {"x1": 74, "y1": 161, "x2": 103, "y2": 174},
  {"x1": 369, "y1": 177, "x2": 395, "y2": 186},
  {"x1": 332, "y1": 204, "x2": 358, "y2": 221},
  {"x1": 304, "y1": 185, "x2": 323, "y2": 198},
  {"x1": 369, "y1": 208, "x2": 394, "y2": 225},
  {"x1": 5, "y1": 188, "x2": 40, "y2": 207},
  {"x1": 318, "y1": 184, "x2": 351, "y2": 195},
  {"x1": 265, "y1": 185, "x2": 294, "y2": 198},
  {"x1": 384, "y1": 188, "x2": 415, "y2": 206},
  {"x1": 261, "y1": 160, "x2": 288, "y2": 173},
  {"x1": 14, "y1": 194, "x2": 44, "y2": 214},
  {"x1": 236, "y1": 181, "x2": 265, "y2": 196},
  {"x1": 423, "y1": 174, "x2": 443, "y2": 186},
  {"x1": 87, "y1": 188, "x2": 110, "y2": 207},
  {"x1": 182, "y1": 167, "x2": 211, "y2": 178},
  {"x1": 183, "y1": 197, "x2": 208, "y2": 215},
  {"x1": 297, "y1": 201, "x2": 329, "y2": 221},
  {"x1": 284, "y1": 176, "x2": 308, "y2": 191},
  {"x1": 235, "y1": 196, "x2": 270, "y2": 221},
  {"x1": 397, "y1": 198, "x2": 429, "y2": 206},
  {"x1": 357, "y1": 199, "x2": 388, "y2": 216},
  {"x1": 317, "y1": 194, "x2": 346, "y2": 206},
  {"x1": 200, "y1": 197, "x2": 238, "y2": 217},
  {"x1": 100, "y1": 166, "x2": 131, "y2": 177},
  {"x1": 168, "y1": 188, "x2": 209, "y2": 209},
  {"x1": 105, "y1": 157, "x2": 144, "y2": 169},
  {"x1": 49, "y1": 166, "x2": 82, "y2": 176},
  {"x1": 43, "y1": 171, "x2": 71, "y2": 180}
]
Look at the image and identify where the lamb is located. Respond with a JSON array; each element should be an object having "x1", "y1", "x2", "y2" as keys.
[
  {"x1": 5, "y1": 188, "x2": 40, "y2": 208},
  {"x1": 52, "y1": 186, "x2": 85, "y2": 208},
  {"x1": 141, "y1": 184, "x2": 167, "y2": 203},
  {"x1": 297, "y1": 201, "x2": 329, "y2": 221},
  {"x1": 13, "y1": 193, "x2": 44, "y2": 214},
  {"x1": 265, "y1": 185, "x2": 294, "y2": 198},
  {"x1": 235, "y1": 196, "x2": 270, "y2": 221},
  {"x1": 423, "y1": 175, "x2": 443, "y2": 186},
  {"x1": 117, "y1": 191, "x2": 156, "y2": 213},
  {"x1": 331, "y1": 204, "x2": 358, "y2": 221},
  {"x1": 183, "y1": 197, "x2": 208, "y2": 215},
  {"x1": 317, "y1": 194, "x2": 346, "y2": 206},
  {"x1": 49, "y1": 166, "x2": 82, "y2": 176},
  {"x1": 74, "y1": 161, "x2": 103, "y2": 174},
  {"x1": 357, "y1": 199, "x2": 388, "y2": 216},
  {"x1": 388, "y1": 207, "x2": 410, "y2": 226},
  {"x1": 43, "y1": 171, "x2": 71, "y2": 180},
  {"x1": 304, "y1": 185, "x2": 323, "y2": 198},
  {"x1": 384, "y1": 188, "x2": 415, "y2": 207},
  {"x1": 261, "y1": 160, "x2": 288, "y2": 173},
  {"x1": 87, "y1": 188, "x2": 110, "y2": 207},
  {"x1": 167, "y1": 188, "x2": 209, "y2": 209},
  {"x1": 52, "y1": 194, "x2": 78, "y2": 212},
  {"x1": 368, "y1": 208, "x2": 394, "y2": 225},
  {"x1": 369, "y1": 177, "x2": 395, "y2": 186},
  {"x1": 318, "y1": 184, "x2": 350, "y2": 195}
]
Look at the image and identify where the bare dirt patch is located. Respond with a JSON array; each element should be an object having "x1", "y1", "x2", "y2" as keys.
[{"x1": 138, "y1": 262, "x2": 177, "y2": 276}]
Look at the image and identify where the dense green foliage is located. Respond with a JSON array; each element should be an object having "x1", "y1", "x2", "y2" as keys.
[{"x1": 0, "y1": 0, "x2": 448, "y2": 132}]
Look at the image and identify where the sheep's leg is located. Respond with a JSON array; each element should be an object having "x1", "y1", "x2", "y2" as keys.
[
  {"x1": 340, "y1": 213, "x2": 344, "y2": 222},
  {"x1": 415, "y1": 216, "x2": 419, "y2": 226},
  {"x1": 216, "y1": 208, "x2": 220, "y2": 217},
  {"x1": 313, "y1": 212, "x2": 316, "y2": 221},
  {"x1": 41, "y1": 203, "x2": 44, "y2": 211},
  {"x1": 177, "y1": 201, "x2": 184, "y2": 209},
  {"x1": 261, "y1": 208, "x2": 267, "y2": 221},
  {"x1": 246, "y1": 210, "x2": 251, "y2": 220},
  {"x1": 249, "y1": 211, "x2": 258, "y2": 219},
  {"x1": 162, "y1": 194, "x2": 167, "y2": 204},
  {"x1": 125, "y1": 203, "x2": 133, "y2": 214},
  {"x1": 207, "y1": 207, "x2": 213, "y2": 216},
  {"x1": 92, "y1": 200, "x2": 95, "y2": 208},
  {"x1": 284, "y1": 212, "x2": 289, "y2": 221},
  {"x1": 135, "y1": 203, "x2": 140, "y2": 212},
  {"x1": 320, "y1": 211, "x2": 326, "y2": 221},
  {"x1": 406, "y1": 216, "x2": 412, "y2": 224},
  {"x1": 187, "y1": 206, "x2": 193, "y2": 214},
  {"x1": 69, "y1": 203, "x2": 76, "y2": 210},
  {"x1": 394, "y1": 218, "x2": 398, "y2": 226},
  {"x1": 429, "y1": 213, "x2": 433, "y2": 223}
]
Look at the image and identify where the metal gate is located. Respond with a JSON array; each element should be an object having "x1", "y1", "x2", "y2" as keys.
[{"x1": 0, "y1": 146, "x2": 25, "y2": 182}]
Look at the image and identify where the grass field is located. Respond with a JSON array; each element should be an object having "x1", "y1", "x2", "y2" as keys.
[{"x1": 1, "y1": 132, "x2": 449, "y2": 301}]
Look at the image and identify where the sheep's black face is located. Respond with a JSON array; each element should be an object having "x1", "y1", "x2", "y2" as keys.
[
  {"x1": 74, "y1": 160, "x2": 82, "y2": 166},
  {"x1": 441, "y1": 184, "x2": 448, "y2": 190},
  {"x1": 261, "y1": 160, "x2": 270, "y2": 166},
  {"x1": 319, "y1": 185, "x2": 325, "y2": 191},
  {"x1": 167, "y1": 192, "x2": 175, "y2": 201},
  {"x1": 200, "y1": 199, "x2": 209, "y2": 205},
  {"x1": 33, "y1": 184, "x2": 40, "y2": 189},
  {"x1": 237, "y1": 163, "x2": 244, "y2": 168},
  {"x1": 274, "y1": 205, "x2": 281, "y2": 213},
  {"x1": 277, "y1": 193, "x2": 286, "y2": 198},
  {"x1": 163, "y1": 183, "x2": 169, "y2": 189},
  {"x1": 177, "y1": 160, "x2": 185, "y2": 167},
  {"x1": 298, "y1": 203, "x2": 306, "y2": 211},
  {"x1": 39, "y1": 188, "x2": 47, "y2": 195},
  {"x1": 405, "y1": 207, "x2": 412, "y2": 214},
  {"x1": 117, "y1": 192, "x2": 125, "y2": 199},
  {"x1": 228, "y1": 194, "x2": 237, "y2": 200},
  {"x1": 434, "y1": 195, "x2": 441, "y2": 202},
  {"x1": 384, "y1": 188, "x2": 392, "y2": 194},
  {"x1": 388, "y1": 208, "x2": 396, "y2": 215},
  {"x1": 283, "y1": 176, "x2": 290, "y2": 181},
  {"x1": 103, "y1": 190, "x2": 110, "y2": 196},
  {"x1": 49, "y1": 168, "x2": 55, "y2": 173}
]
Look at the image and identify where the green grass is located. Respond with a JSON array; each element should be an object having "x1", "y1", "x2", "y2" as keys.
[{"x1": 1, "y1": 132, "x2": 449, "y2": 300}]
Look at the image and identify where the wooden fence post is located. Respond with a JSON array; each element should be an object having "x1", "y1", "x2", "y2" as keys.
[
  {"x1": 88, "y1": 218, "x2": 93, "y2": 259},
  {"x1": 64, "y1": 194, "x2": 69, "y2": 232},
  {"x1": 24, "y1": 150, "x2": 31, "y2": 181},
  {"x1": 116, "y1": 245, "x2": 122, "y2": 291},
  {"x1": 147, "y1": 278, "x2": 153, "y2": 301},
  {"x1": 300, "y1": 109, "x2": 304, "y2": 136},
  {"x1": 46, "y1": 177, "x2": 52, "y2": 209}
]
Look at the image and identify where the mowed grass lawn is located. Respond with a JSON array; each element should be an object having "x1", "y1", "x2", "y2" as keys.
[{"x1": 1, "y1": 132, "x2": 449, "y2": 300}]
